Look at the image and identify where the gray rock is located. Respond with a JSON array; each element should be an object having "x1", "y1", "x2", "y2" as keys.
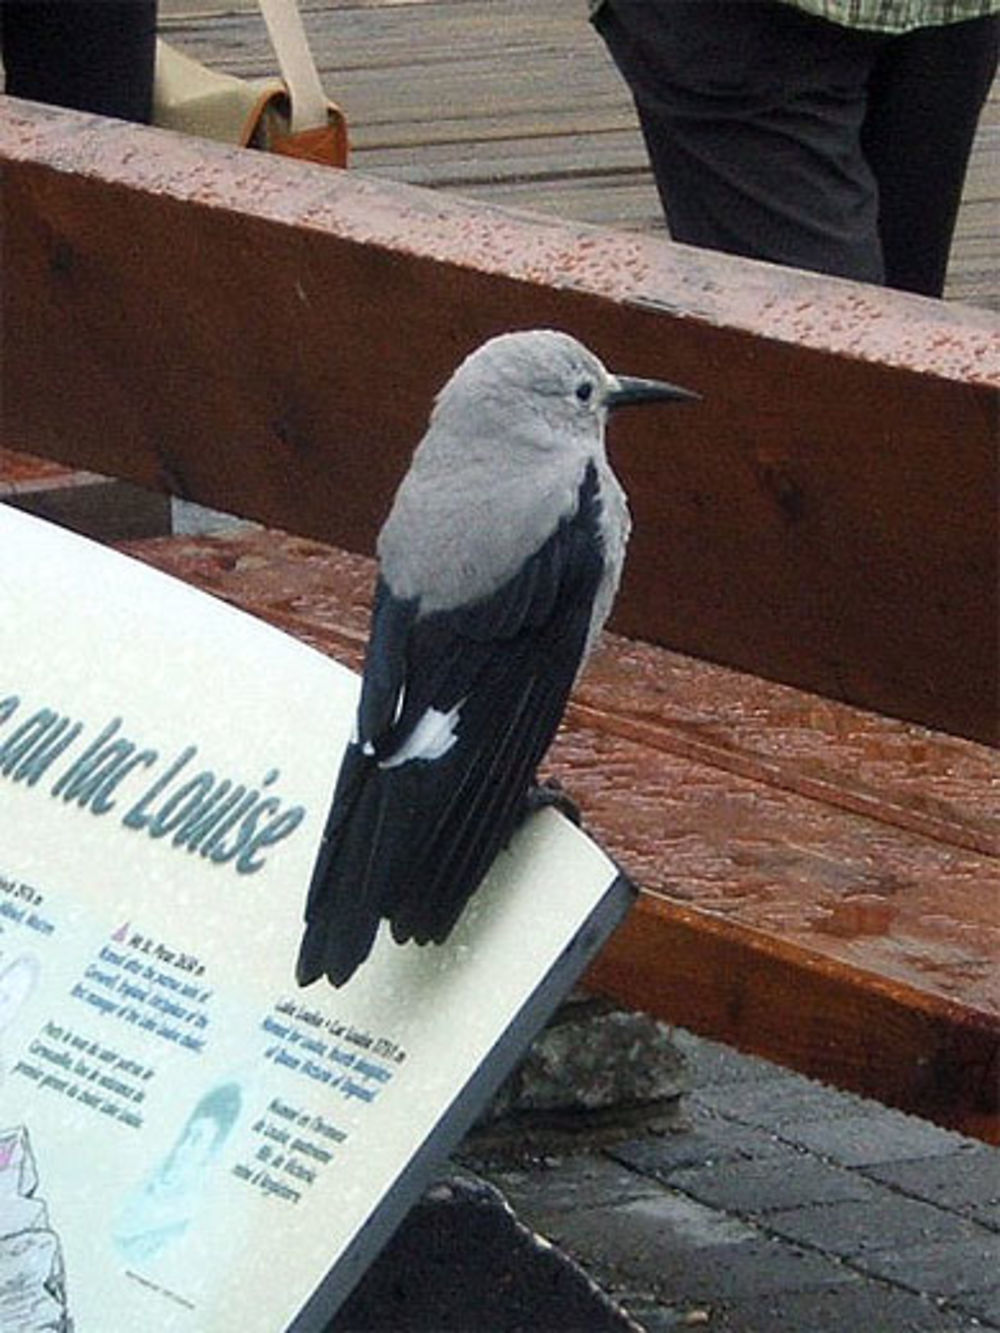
[{"x1": 471, "y1": 998, "x2": 689, "y2": 1153}]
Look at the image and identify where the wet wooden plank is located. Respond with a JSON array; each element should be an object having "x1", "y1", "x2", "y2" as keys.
[
  {"x1": 0, "y1": 446, "x2": 171, "y2": 540},
  {"x1": 1, "y1": 98, "x2": 996, "y2": 744},
  {"x1": 592, "y1": 894, "x2": 1000, "y2": 1145},
  {"x1": 0, "y1": 445, "x2": 80, "y2": 487},
  {"x1": 114, "y1": 527, "x2": 1000, "y2": 1140}
]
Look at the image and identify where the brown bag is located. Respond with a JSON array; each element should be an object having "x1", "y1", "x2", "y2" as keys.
[{"x1": 153, "y1": 0, "x2": 347, "y2": 168}]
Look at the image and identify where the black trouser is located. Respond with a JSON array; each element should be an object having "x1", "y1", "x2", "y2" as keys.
[
  {"x1": 1, "y1": 1, "x2": 157, "y2": 124},
  {"x1": 595, "y1": 0, "x2": 999, "y2": 295}
]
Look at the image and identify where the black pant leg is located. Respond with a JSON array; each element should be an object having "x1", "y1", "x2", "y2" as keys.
[
  {"x1": 1, "y1": 1, "x2": 157, "y2": 124},
  {"x1": 594, "y1": 0, "x2": 888, "y2": 282},
  {"x1": 861, "y1": 15, "x2": 999, "y2": 297}
]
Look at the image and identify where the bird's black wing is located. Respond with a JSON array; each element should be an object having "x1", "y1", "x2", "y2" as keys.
[{"x1": 297, "y1": 462, "x2": 606, "y2": 987}]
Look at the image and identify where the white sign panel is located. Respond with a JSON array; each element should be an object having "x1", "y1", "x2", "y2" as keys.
[{"x1": 0, "y1": 505, "x2": 631, "y2": 1331}]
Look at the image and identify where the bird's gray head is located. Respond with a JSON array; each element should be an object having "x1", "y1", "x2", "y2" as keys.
[
  {"x1": 380, "y1": 329, "x2": 697, "y2": 611},
  {"x1": 428, "y1": 329, "x2": 696, "y2": 460}
]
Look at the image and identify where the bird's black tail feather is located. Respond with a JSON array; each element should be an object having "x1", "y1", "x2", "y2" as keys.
[{"x1": 296, "y1": 747, "x2": 389, "y2": 987}]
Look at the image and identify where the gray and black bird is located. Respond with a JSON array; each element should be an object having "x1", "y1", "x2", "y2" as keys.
[{"x1": 297, "y1": 329, "x2": 697, "y2": 987}]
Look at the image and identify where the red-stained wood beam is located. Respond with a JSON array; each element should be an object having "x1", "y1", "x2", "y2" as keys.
[
  {"x1": 586, "y1": 896, "x2": 999, "y2": 1144},
  {"x1": 1, "y1": 97, "x2": 997, "y2": 743}
]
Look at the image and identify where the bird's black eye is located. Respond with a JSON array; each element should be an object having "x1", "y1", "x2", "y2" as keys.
[{"x1": 575, "y1": 380, "x2": 594, "y2": 404}]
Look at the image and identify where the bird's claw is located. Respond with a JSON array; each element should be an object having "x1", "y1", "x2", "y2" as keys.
[{"x1": 522, "y1": 777, "x2": 582, "y2": 827}]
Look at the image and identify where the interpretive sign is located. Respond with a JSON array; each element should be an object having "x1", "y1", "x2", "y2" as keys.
[{"x1": 0, "y1": 505, "x2": 632, "y2": 1331}]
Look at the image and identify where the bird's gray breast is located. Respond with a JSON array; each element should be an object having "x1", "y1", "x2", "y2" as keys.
[{"x1": 586, "y1": 460, "x2": 630, "y2": 657}]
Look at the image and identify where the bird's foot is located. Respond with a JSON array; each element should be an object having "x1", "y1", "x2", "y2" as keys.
[{"x1": 522, "y1": 777, "x2": 582, "y2": 827}]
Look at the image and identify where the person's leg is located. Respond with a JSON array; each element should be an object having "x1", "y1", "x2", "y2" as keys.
[
  {"x1": 862, "y1": 15, "x2": 999, "y2": 297},
  {"x1": 594, "y1": 0, "x2": 888, "y2": 282},
  {"x1": 0, "y1": 1, "x2": 157, "y2": 123}
]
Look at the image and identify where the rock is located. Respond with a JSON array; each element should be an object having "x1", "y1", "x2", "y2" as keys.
[
  {"x1": 469, "y1": 996, "x2": 690, "y2": 1154},
  {"x1": 328, "y1": 1173, "x2": 640, "y2": 1332}
]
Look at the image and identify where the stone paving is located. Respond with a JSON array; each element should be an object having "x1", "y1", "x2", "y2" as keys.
[{"x1": 463, "y1": 1028, "x2": 1000, "y2": 1332}]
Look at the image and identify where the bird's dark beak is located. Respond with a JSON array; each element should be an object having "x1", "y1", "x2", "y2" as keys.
[{"x1": 606, "y1": 374, "x2": 700, "y2": 409}]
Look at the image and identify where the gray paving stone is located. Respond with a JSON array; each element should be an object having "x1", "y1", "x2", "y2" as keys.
[
  {"x1": 854, "y1": 1234, "x2": 1000, "y2": 1297},
  {"x1": 512, "y1": 1188, "x2": 862, "y2": 1311},
  {"x1": 668, "y1": 1154, "x2": 880, "y2": 1215},
  {"x1": 535, "y1": 1202, "x2": 856, "y2": 1304},
  {"x1": 691, "y1": 1075, "x2": 869, "y2": 1127},
  {"x1": 958, "y1": 1285, "x2": 1000, "y2": 1326},
  {"x1": 864, "y1": 1148, "x2": 1000, "y2": 1229},
  {"x1": 608, "y1": 1121, "x2": 788, "y2": 1180},
  {"x1": 671, "y1": 1029, "x2": 788, "y2": 1088},
  {"x1": 662, "y1": 1239, "x2": 856, "y2": 1305},
  {"x1": 483, "y1": 1154, "x2": 666, "y2": 1216},
  {"x1": 776, "y1": 1109, "x2": 972, "y2": 1166},
  {"x1": 534, "y1": 1190, "x2": 760, "y2": 1257},
  {"x1": 761, "y1": 1195, "x2": 988, "y2": 1258},
  {"x1": 468, "y1": 1029, "x2": 999, "y2": 1331},
  {"x1": 705, "y1": 1282, "x2": 995, "y2": 1332},
  {"x1": 611, "y1": 1293, "x2": 705, "y2": 1331}
]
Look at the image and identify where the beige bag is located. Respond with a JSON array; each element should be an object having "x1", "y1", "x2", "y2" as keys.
[{"x1": 153, "y1": 0, "x2": 348, "y2": 167}]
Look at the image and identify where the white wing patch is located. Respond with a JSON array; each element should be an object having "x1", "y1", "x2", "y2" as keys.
[{"x1": 379, "y1": 702, "x2": 463, "y2": 770}]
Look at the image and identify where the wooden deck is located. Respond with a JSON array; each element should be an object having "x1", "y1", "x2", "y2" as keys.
[{"x1": 160, "y1": 0, "x2": 999, "y2": 310}]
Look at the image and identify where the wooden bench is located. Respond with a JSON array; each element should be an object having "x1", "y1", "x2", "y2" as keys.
[{"x1": 2, "y1": 96, "x2": 997, "y2": 1141}]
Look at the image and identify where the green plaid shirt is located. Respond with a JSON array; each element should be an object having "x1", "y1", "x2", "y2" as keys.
[
  {"x1": 588, "y1": 0, "x2": 999, "y2": 32},
  {"x1": 778, "y1": 0, "x2": 999, "y2": 29}
]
